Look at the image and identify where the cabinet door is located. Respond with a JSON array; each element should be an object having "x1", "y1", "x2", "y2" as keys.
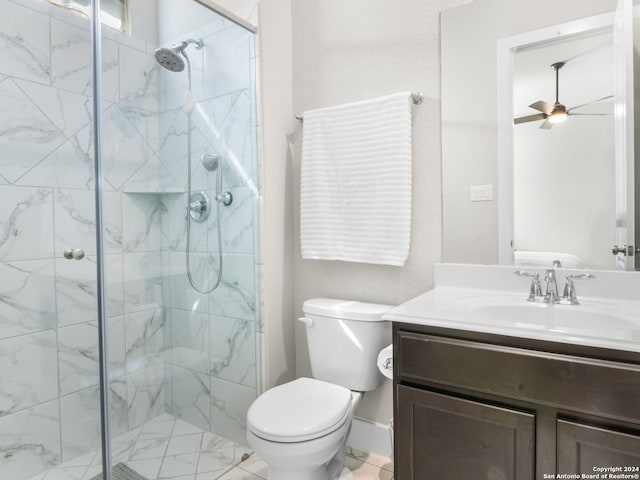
[
  {"x1": 396, "y1": 385, "x2": 535, "y2": 480},
  {"x1": 558, "y1": 420, "x2": 640, "y2": 474}
]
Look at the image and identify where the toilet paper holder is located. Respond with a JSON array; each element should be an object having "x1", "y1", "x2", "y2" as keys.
[{"x1": 377, "y1": 344, "x2": 394, "y2": 380}]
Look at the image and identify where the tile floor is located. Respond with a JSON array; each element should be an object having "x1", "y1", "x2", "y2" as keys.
[
  {"x1": 27, "y1": 413, "x2": 250, "y2": 480},
  {"x1": 27, "y1": 414, "x2": 393, "y2": 480},
  {"x1": 220, "y1": 447, "x2": 394, "y2": 480}
]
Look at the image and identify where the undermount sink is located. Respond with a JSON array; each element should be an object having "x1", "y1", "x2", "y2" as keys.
[{"x1": 461, "y1": 298, "x2": 640, "y2": 341}]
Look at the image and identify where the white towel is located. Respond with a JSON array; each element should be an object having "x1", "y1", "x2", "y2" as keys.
[
  {"x1": 300, "y1": 92, "x2": 412, "y2": 266},
  {"x1": 514, "y1": 251, "x2": 585, "y2": 269}
]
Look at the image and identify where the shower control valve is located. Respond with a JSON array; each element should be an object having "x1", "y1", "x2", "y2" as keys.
[
  {"x1": 188, "y1": 191, "x2": 211, "y2": 222},
  {"x1": 189, "y1": 199, "x2": 206, "y2": 214}
]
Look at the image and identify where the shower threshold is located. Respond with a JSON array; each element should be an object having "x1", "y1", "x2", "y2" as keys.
[{"x1": 26, "y1": 413, "x2": 254, "y2": 480}]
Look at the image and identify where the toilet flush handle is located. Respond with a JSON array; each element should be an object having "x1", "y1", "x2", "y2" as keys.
[{"x1": 298, "y1": 316, "x2": 314, "y2": 328}]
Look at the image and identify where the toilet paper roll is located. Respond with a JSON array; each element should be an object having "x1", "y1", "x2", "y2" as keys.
[{"x1": 377, "y1": 344, "x2": 393, "y2": 379}]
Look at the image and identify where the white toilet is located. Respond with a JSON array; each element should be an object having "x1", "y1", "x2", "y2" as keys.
[{"x1": 246, "y1": 298, "x2": 392, "y2": 480}]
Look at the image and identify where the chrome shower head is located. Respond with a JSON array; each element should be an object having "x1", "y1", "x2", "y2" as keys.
[
  {"x1": 154, "y1": 38, "x2": 203, "y2": 72},
  {"x1": 155, "y1": 46, "x2": 185, "y2": 72}
]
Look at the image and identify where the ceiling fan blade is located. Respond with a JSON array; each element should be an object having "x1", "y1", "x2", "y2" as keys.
[
  {"x1": 539, "y1": 119, "x2": 554, "y2": 130},
  {"x1": 529, "y1": 100, "x2": 554, "y2": 115},
  {"x1": 568, "y1": 95, "x2": 614, "y2": 111},
  {"x1": 568, "y1": 113, "x2": 611, "y2": 116},
  {"x1": 514, "y1": 113, "x2": 547, "y2": 124}
]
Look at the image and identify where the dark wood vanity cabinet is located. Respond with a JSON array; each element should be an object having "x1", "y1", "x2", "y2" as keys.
[{"x1": 393, "y1": 323, "x2": 640, "y2": 480}]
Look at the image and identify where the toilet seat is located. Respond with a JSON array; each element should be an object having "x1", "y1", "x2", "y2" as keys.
[{"x1": 247, "y1": 377, "x2": 353, "y2": 443}]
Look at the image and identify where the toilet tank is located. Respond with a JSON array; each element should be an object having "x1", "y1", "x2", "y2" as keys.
[{"x1": 301, "y1": 298, "x2": 392, "y2": 392}]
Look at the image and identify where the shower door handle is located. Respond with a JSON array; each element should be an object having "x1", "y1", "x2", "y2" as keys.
[{"x1": 63, "y1": 248, "x2": 85, "y2": 260}]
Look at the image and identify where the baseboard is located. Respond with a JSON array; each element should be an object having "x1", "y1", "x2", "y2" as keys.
[{"x1": 346, "y1": 416, "x2": 393, "y2": 458}]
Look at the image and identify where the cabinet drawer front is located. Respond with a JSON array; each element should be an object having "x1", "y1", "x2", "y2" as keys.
[{"x1": 397, "y1": 332, "x2": 640, "y2": 422}]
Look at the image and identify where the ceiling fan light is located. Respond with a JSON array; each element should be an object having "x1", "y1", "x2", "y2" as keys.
[{"x1": 549, "y1": 112, "x2": 568, "y2": 123}]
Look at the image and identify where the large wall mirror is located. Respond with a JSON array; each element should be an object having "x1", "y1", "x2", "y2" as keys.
[{"x1": 441, "y1": 0, "x2": 639, "y2": 271}]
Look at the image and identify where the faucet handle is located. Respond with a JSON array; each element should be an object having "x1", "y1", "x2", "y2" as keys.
[
  {"x1": 514, "y1": 270, "x2": 542, "y2": 301},
  {"x1": 565, "y1": 273, "x2": 595, "y2": 281},
  {"x1": 561, "y1": 273, "x2": 595, "y2": 305},
  {"x1": 513, "y1": 270, "x2": 539, "y2": 277}
]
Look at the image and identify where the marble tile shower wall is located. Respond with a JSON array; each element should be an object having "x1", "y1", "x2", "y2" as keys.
[
  {"x1": 158, "y1": 19, "x2": 259, "y2": 448},
  {"x1": 0, "y1": 1, "x2": 259, "y2": 479}
]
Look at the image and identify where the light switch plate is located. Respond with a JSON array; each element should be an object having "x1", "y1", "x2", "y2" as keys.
[{"x1": 470, "y1": 184, "x2": 493, "y2": 202}]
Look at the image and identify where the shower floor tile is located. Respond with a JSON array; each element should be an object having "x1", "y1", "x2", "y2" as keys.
[
  {"x1": 27, "y1": 414, "x2": 247, "y2": 480},
  {"x1": 28, "y1": 414, "x2": 393, "y2": 480}
]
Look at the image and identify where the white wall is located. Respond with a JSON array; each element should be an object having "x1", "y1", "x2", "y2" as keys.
[
  {"x1": 514, "y1": 119, "x2": 615, "y2": 269},
  {"x1": 290, "y1": 0, "x2": 471, "y2": 425},
  {"x1": 258, "y1": 0, "x2": 296, "y2": 390},
  {"x1": 128, "y1": 0, "x2": 157, "y2": 44}
]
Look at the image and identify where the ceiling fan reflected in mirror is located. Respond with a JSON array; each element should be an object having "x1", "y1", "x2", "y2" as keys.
[{"x1": 514, "y1": 61, "x2": 613, "y2": 129}]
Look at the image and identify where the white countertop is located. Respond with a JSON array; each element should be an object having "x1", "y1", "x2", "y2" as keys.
[{"x1": 384, "y1": 264, "x2": 640, "y2": 354}]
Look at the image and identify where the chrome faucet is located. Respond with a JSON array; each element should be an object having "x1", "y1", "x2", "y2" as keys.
[
  {"x1": 515, "y1": 266, "x2": 595, "y2": 305},
  {"x1": 544, "y1": 268, "x2": 560, "y2": 304}
]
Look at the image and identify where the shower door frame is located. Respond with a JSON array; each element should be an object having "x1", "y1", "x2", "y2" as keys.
[
  {"x1": 89, "y1": 1, "x2": 112, "y2": 478},
  {"x1": 193, "y1": 0, "x2": 257, "y2": 33}
]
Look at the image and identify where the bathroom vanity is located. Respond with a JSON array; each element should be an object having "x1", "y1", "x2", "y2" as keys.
[{"x1": 387, "y1": 265, "x2": 640, "y2": 480}]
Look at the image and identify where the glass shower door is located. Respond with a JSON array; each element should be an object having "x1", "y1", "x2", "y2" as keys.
[{"x1": 0, "y1": 1, "x2": 111, "y2": 479}]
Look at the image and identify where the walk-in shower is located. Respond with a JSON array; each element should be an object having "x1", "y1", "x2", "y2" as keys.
[
  {"x1": 0, "y1": 1, "x2": 259, "y2": 479},
  {"x1": 154, "y1": 38, "x2": 233, "y2": 294}
]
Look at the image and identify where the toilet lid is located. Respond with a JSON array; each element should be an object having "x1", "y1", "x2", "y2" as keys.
[{"x1": 247, "y1": 377, "x2": 352, "y2": 443}]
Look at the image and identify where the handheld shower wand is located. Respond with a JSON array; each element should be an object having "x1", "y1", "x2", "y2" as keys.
[{"x1": 154, "y1": 38, "x2": 229, "y2": 294}]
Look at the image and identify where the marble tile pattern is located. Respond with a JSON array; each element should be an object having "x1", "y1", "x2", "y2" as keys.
[
  {"x1": 0, "y1": 259, "x2": 56, "y2": 339},
  {"x1": 0, "y1": 3, "x2": 259, "y2": 480},
  {"x1": 25, "y1": 414, "x2": 394, "y2": 480},
  {"x1": 25, "y1": 413, "x2": 255, "y2": 480},
  {"x1": 154, "y1": 17, "x2": 260, "y2": 458},
  {"x1": 1, "y1": 400, "x2": 62, "y2": 480},
  {"x1": 0, "y1": 330, "x2": 58, "y2": 416}
]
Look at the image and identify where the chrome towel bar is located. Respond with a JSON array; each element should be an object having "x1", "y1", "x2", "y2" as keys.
[{"x1": 295, "y1": 91, "x2": 423, "y2": 122}]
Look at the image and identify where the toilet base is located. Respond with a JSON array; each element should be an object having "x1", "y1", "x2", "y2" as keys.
[{"x1": 254, "y1": 428, "x2": 349, "y2": 480}]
